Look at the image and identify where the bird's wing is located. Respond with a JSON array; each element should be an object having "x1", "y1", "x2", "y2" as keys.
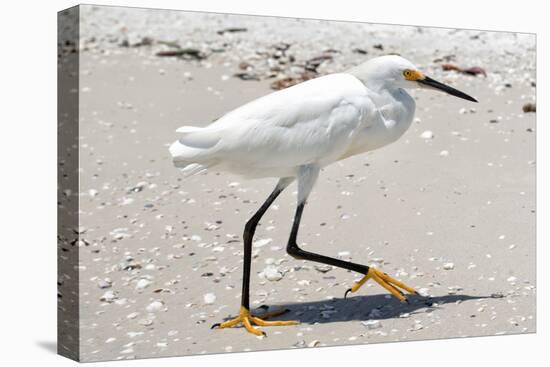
[{"x1": 208, "y1": 73, "x2": 376, "y2": 169}]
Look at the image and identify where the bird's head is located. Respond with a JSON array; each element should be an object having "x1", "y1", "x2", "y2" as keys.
[{"x1": 349, "y1": 55, "x2": 478, "y2": 102}]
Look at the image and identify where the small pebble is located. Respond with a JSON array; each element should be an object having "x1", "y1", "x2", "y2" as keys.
[
  {"x1": 443, "y1": 262, "x2": 455, "y2": 270},
  {"x1": 139, "y1": 318, "x2": 154, "y2": 326},
  {"x1": 361, "y1": 320, "x2": 382, "y2": 330},
  {"x1": 203, "y1": 293, "x2": 217, "y2": 304},
  {"x1": 420, "y1": 130, "x2": 434, "y2": 139},
  {"x1": 262, "y1": 265, "x2": 283, "y2": 281},
  {"x1": 314, "y1": 264, "x2": 333, "y2": 273},
  {"x1": 308, "y1": 340, "x2": 321, "y2": 347},
  {"x1": 100, "y1": 290, "x2": 117, "y2": 303},
  {"x1": 135, "y1": 279, "x2": 152, "y2": 290},
  {"x1": 522, "y1": 103, "x2": 536, "y2": 113},
  {"x1": 97, "y1": 279, "x2": 112, "y2": 289},
  {"x1": 418, "y1": 288, "x2": 430, "y2": 297},
  {"x1": 447, "y1": 286, "x2": 463, "y2": 295},
  {"x1": 146, "y1": 300, "x2": 164, "y2": 313}
]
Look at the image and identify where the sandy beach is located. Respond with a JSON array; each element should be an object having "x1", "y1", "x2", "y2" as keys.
[{"x1": 71, "y1": 5, "x2": 535, "y2": 361}]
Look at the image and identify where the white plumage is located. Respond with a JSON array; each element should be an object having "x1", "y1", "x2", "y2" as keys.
[{"x1": 169, "y1": 55, "x2": 420, "y2": 179}]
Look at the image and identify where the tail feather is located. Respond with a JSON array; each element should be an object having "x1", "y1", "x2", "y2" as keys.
[
  {"x1": 174, "y1": 125, "x2": 220, "y2": 149},
  {"x1": 179, "y1": 163, "x2": 208, "y2": 177},
  {"x1": 169, "y1": 125, "x2": 221, "y2": 177},
  {"x1": 175, "y1": 126, "x2": 202, "y2": 133}
]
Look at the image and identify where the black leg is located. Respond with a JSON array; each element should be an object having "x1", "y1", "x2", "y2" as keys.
[
  {"x1": 241, "y1": 179, "x2": 291, "y2": 309},
  {"x1": 211, "y1": 178, "x2": 298, "y2": 333},
  {"x1": 286, "y1": 202, "x2": 370, "y2": 275},
  {"x1": 286, "y1": 201, "x2": 416, "y2": 302}
]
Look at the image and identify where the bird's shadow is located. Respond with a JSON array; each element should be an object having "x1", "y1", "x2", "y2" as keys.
[{"x1": 250, "y1": 293, "x2": 488, "y2": 324}]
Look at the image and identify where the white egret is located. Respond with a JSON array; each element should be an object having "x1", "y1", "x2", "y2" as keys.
[{"x1": 169, "y1": 55, "x2": 477, "y2": 336}]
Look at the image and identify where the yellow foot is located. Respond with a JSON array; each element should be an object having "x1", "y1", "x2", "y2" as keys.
[
  {"x1": 344, "y1": 267, "x2": 418, "y2": 302},
  {"x1": 211, "y1": 306, "x2": 299, "y2": 336}
]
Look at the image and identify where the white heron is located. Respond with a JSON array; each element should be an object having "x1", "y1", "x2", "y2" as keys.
[{"x1": 169, "y1": 55, "x2": 477, "y2": 336}]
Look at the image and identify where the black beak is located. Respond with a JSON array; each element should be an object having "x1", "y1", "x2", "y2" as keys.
[{"x1": 418, "y1": 76, "x2": 478, "y2": 102}]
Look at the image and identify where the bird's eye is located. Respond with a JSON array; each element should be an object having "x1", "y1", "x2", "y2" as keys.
[{"x1": 403, "y1": 70, "x2": 412, "y2": 78}]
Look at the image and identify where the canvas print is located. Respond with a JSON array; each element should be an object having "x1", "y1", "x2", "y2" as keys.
[{"x1": 58, "y1": 5, "x2": 536, "y2": 362}]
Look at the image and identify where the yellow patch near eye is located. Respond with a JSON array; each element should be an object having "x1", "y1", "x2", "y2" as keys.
[{"x1": 403, "y1": 69, "x2": 424, "y2": 81}]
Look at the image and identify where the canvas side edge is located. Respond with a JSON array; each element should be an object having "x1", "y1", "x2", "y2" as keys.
[{"x1": 57, "y1": 5, "x2": 81, "y2": 362}]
